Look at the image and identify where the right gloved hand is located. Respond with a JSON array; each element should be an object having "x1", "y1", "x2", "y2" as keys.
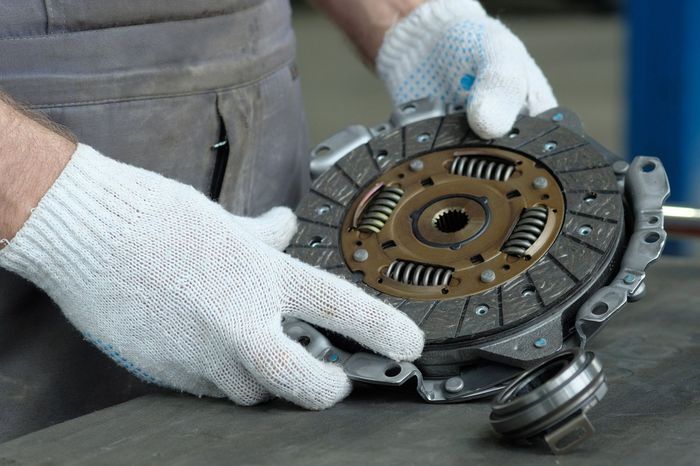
[
  {"x1": 377, "y1": 0, "x2": 557, "y2": 139},
  {"x1": 0, "y1": 144, "x2": 424, "y2": 410}
]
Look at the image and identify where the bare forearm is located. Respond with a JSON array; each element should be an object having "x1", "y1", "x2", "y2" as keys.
[
  {"x1": 311, "y1": 0, "x2": 427, "y2": 65},
  {"x1": 0, "y1": 95, "x2": 75, "y2": 242}
]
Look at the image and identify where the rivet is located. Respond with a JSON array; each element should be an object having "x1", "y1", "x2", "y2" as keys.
[
  {"x1": 532, "y1": 176, "x2": 549, "y2": 190},
  {"x1": 409, "y1": 159, "x2": 425, "y2": 172},
  {"x1": 353, "y1": 248, "x2": 369, "y2": 262},
  {"x1": 444, "y1": 377, "x2": 465, "y2": 394},
  {"x1": 623, "y1": 273, "x2": 636, "y2": 285},
  {"x1": 534, "y1": 338, "x2": 547, "y2": 348},
  {"x1": 480, "y1": 269, "x2": 496, "y2": 283},
  {"x1": 309, "y1": 236, "x2": 324, "y2": 248},
  {"x1": 543, "y1": 141, "x2": 558, "y2": 152},
  {"x1": 613, "y1": 160, "x2": 629, "y2": 175},
  {"x1": 552, "y1": 112, "x2": 564, "y2": 122},
  {"x1": 577, "y1": 225, "x2": 592, "y2": 236}
]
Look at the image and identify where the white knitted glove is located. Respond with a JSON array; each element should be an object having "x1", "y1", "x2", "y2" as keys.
[
  {"x1": 0, "y1": 144, "x2": 424, "y2": 410},
  {"x1": 377, "y1": 0, "x2": 557, "y2": 139}
]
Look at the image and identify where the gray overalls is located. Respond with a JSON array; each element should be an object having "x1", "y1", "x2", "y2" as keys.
[{"x1": 0, "y1": 0, "x2": 308, "y2": 442}]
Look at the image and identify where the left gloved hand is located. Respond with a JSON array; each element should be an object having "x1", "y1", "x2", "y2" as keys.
[
  {"x1": 0, "y1": 144, "x2": 424, "y2": 411},
  {"x1": 377, "y1": 0, "x2": 557, "y2": 139}
]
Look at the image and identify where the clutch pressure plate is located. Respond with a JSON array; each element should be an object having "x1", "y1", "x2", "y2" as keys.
[{"x1": 284, "y1": 98, "x2": 669, "y2": 452}]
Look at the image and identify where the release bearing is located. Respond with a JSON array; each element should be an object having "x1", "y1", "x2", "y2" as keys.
[{"x1": 285, "y1": 98, "x2": 669, "y2": 453}]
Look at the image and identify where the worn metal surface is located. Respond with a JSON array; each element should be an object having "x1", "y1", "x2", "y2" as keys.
[{"x1": 0, "y1": 257, "x2": 697, "y2": 465}]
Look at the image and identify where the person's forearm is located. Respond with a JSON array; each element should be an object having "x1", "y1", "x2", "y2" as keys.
[
  {"x1": 311, "y1": 0, "x2": 427, "y2": 65},
  {"x1": 0, "y1": 95, "x2": 75, "y2": 243}
]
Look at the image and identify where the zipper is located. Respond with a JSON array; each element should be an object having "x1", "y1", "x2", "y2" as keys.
[{"x1": 209, "y1": 113, "x2": 229, "y2": 202}]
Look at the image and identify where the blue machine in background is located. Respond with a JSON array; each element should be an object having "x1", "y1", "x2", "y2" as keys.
[{"x1": 628, "y1": 1, "x2": 700, "y2": 206}]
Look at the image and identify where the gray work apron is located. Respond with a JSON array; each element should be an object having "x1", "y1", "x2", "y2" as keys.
[{"x1": 0, "y1": 0, "x2": 309, "y2": 442}]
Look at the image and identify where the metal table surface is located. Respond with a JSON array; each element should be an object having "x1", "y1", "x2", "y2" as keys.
[{"x1": 0, "y1": 257, "x2": 698, "y2": 465}]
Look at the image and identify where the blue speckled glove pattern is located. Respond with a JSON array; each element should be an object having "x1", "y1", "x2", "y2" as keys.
[{"x1": 377, "y1": 0, "x2": 557, "y2": 139}]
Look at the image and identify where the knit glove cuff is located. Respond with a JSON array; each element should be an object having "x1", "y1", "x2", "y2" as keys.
[{"x1": 0, "y1": 144, "x2": 157, "y2": 301}]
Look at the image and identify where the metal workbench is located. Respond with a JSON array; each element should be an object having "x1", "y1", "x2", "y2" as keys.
[{"x1": 0, "y1": 257, "x2": 698, "y2": 465}]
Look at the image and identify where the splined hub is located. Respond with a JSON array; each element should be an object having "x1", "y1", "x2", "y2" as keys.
[{"x1": 339, "y1": 148, "x2": 565, "y2": 301}]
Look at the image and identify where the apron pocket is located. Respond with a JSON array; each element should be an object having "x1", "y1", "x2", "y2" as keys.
[{"x1": 41, "y1": 93, "x2": 222, "y2": 194}]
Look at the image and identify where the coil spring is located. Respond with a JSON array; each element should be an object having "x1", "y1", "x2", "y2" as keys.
[
  {"x1": 502, "y1": 205, "x2": 548, "y2": 257},
  {"x1": 386, "y1": 260, "x2": 453, "y2": 287},
  {"x1": 357, "y1": 186, "x2": 404, "y2": 233},
  {"x1": 450, "y1": 156, "x2": 515, "y2": 181}
]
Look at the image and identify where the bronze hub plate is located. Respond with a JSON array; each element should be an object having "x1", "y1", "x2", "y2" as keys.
[{"x1": 339, "y1": 148, "x2": 565, "y2": 300}]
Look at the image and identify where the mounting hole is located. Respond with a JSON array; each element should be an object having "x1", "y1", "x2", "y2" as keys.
[
  {"x1": 648, "y1": 216, "x2": 659, "y2": 225},
  {"x1": 376, "y1": 150, "x2": 388, "y2": 162},
  {"x1": 577, "y1": 225, "x2": 592, "y2": 236},
  {"x1": 417, "y1": 132, "x2": 431, "y2": 143},
  {"x1": 308, "y1": 236, "x2": 324, "y2": 247},
  {"x1": 433, "y1": 208, "x2": 469, "y2": 233},
  {"x1": 377, "y1": 278, "x2": 384, "y2": 284},
  {"x1": 541, "y1": 194, "x2": 550, "y2": 200},
  {"x1": 502, "y1": 264, "x2": 511, "y2": 271},
  {"x1": 401, "y1": 104, "x2": 417, "y2": 114},
  {"x1": 508, "y1": 128, "x2": 520, "y2": 138},
  {"x1": 385, "y1": 364, "x2": 402, "y2": 377},
  {"x1": 642, "y1": 162, "x2": 656, "y2": 173},
  {"x1": 592, "y1": 302, "x2": 609, "y2": 315},
  {"x1": 297, "y1": 336, "x2": 311, "y2": 347},
  {"x1": 355, "y1": 241, "x2": 363, "y2": 246},
  {"x1": 521, "y1": 286, "x2": 536, "y2": 297},
  {"x1": 475, "y1": 305, "x2": 489, "y2": 316},
  {"x1": 441, "y1": 288, "x2": 449, "y2": 295},
  {"x1": 584, "y1": 192, "x2": 598, "y2": 203},
  {"x1": 645, "y1": 232, "x2": 661, "y2": 243},
  {"x1": 314, "y1": 145, "x2": 331, "y2": 157},
  {"x1": 398, "y1": 173, "x2": 405, "y2": 179}
]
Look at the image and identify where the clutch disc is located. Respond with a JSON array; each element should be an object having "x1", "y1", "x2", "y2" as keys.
[{"x1": 287, "y1": 98, "x2": 646, "y2": 375}]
